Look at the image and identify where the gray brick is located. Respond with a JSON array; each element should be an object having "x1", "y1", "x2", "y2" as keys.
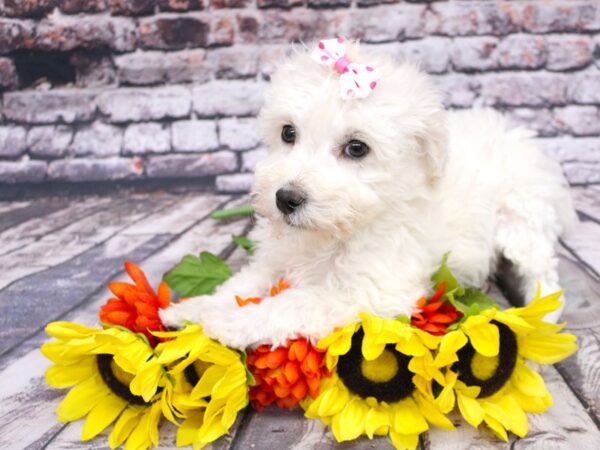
[
  {"x1": 538, "y1": 136, "x2": 600, "y2": 163},
  {"x1": 71, "y1": 122, "x2": 123, "y2": 157},
  {"x1": 432, "y1": 74, "x2": 480, "y2": 108},
  {"x1": 426, "y1": 2, "x2": 520, "y2": 36},
  {"x1": 219, "y1": 117, "x2": 260, "y2": 151},
  {"x1": 478, "y1": 73, "x2": 568, "y2": 107},
  {"x1": 115, "y1": 50, "x2": 211, "y2": 86},
  {"x1": 3, "y1": 90, "x2": 97, "y2": 124},
  {"x1": 546, "y1": 35, "x2": 593, "y2": 71},
  {"x1": 172, "y1": 120, "x2": 218, "y2": 153},
  {"x1": 206, "y1": 46, "x2": 260, "y2": 79},
  {"x1": 71, "y1": 53, "x2": 117, "y2": 88},
  {"x1": 123, "y1": 123, "x2": 171, "y2": 155},
  {"x1": 216, "y1": 173, "x2": 254, "y2": 193},
  {"x1": 395, "y1": 37, "x2": 450, "y2": 74},
  {"x1": 554, "y1": 106, "x2": 600, "y2": 136},
  {"x1": 0, "y1": 57, "x2": 18, "y2": 89},
  {"x1": 0, "y1": 19, "x2": 35, "y2": 54},
  {"x1": 0, "y1": 160, "x2": 47, "y2": 184},
  {"x1": 242, "y1": 147, "x2": 267, "y2": 172},
  {"x1": 506, "y1": 108, "x2": 557, "y2": 137},
  {"x1": 344, "y1": 5, "x2": 426, "y2": 43},
  {"x1": 258, "y1": 10, "x2": 338, "y2": 43},
  {"x1": 562, "y1": 161, "x2": 600, "y2": 184},
  {"x1": 146, "y1": 151, "x2": 238, "y2": 178},
  {"x1": 97, "y1": 86, "x2": 191, "y2": 123},
  {"x1": 0, "y1": 126, "x2": 27, "y2": 158},
  {"x1": 36, "y1": 15, "x2": 137, "y2": 52},
  {"x1": 193, "y1": 81, "x2": 265, "y2": 117},
  {"x1": 567, "y1": 68, "x2": 600, "y2": 104},
  {"x1": 138, "y1": 14, "x2": 210, "y2": 50},
  {"x1": 27, "y1": 126, "x2": 73, "y2": 158},
  {"x1": 521, "y1": 2, "x2": 600, "y2": 33},
  {"x1": 450, "y1": 37, "x2": 499, "y2": 72},
  {"x1": 48, "y1": 157, "x2": 144, "y2": 182},
  {"x1": 495, "y1": 34, "x2": 546, "y2": 69}
]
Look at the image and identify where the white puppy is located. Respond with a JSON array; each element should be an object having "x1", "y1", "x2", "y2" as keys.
[{"x1": 161, "y1": 40, "x2": 576, "y2": 350}]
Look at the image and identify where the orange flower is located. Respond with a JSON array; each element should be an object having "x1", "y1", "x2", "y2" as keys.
[
  {"x1": 246, "y1": 338, "x2": 330, "y2": 411},
  {"x1": 99, "y1": 261, "x2": 170, "y2": 347},
  {"x1": 236, "y1": 278, "x2": 291, "y2": 308},
  {"x1": 411, "y1": 282, "x2": 462, "y2": 335}
]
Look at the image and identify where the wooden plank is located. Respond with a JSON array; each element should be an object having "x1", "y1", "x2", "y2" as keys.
[
  {"x1": 554, "y1": 252, "x2": 600, "y2": 424},
  {"x1": 0, "y1": 195, "x2": 168, "y2": 290},
  {"x1": 0, "y1": 195, "x2": 252, "y2": 450},
  {"x1": 561, "y1": 221, "x2": 600, "y2": 277},
  {"x1": 230, "y1": 407, "x2": 393, "y2": 450},
  {"x1": 571, "y1": 185, "x2": 600, "y2": 223},
  {"x1": 0, "y1": 197, "x2": 68, "y2": 234},
  {"x1": 0, "y1": 194, "x2": 229, "y2": 357}
]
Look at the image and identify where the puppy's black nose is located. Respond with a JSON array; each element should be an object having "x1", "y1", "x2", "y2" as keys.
[{"x1": 276, "y1": 188, "x2": 306, "y2": 215}]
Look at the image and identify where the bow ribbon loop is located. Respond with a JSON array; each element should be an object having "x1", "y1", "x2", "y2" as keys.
[{"x1": 310, "y1": 37, "x2": 382, "y2": 100}]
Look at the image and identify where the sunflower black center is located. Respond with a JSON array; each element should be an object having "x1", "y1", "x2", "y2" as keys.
[
  {"x1": 97, "y1": 354, "x2": 148, "y2": 405},
  {"x1": 337, "y1": 329, "x2": 415, "y2": 403},
  {"x1": 453, "y1": 321, "x2": 518, "y2": 398}
]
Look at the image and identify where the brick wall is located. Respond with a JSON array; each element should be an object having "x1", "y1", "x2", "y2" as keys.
[{"x1": 0, "y1": 0, "x2": 599, "y2": 191}]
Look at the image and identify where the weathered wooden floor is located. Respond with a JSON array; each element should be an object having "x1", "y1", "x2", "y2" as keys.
[{"x1": 0, "y1": 187, "x2": 599, "y2": 450}]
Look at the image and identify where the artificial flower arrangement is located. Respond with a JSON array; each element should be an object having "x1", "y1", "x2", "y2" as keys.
[{"x1": 41, "y1": 211, "x2": 578, "y2": 450}]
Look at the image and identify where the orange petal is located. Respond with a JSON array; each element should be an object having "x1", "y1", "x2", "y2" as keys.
[
  {"x1": 288, "y1": 339, "x2": 308, "y2": 361},
  {"x1": 103, "y1": 311, "x2": 131, "y2": 326},
  {"x1": 273, "y1": 384, "x2": 290, "y2": 398},
  {"x1": 125, "y1": 261, "x2": 156, "y2": 297},
  {"x1": 301, "y1": 351, "x2": 319, "y2": 376},
  {"x1": 157, "y1": 282, "x2": 171, "y2": 308},
  {"x1": 266, "y1": 348, "x2": 288, "y2": 369},
  {"x1": 283, "y1": 362, "x2": 301, "y2": 385},
  {"x1": 291, "y1": 379, "x2": 308, "y2": 400}
]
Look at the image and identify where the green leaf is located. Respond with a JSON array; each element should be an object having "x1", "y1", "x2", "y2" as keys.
[
  {"x1": 232, "y1": 235, "x2": 255, "y2": 256},
  {"x1": 396, "y1": 314, "x2": 411, "y2": 324},
  {"x1": 211, "y1": 204, "x2": 255, "y2": 221},
  {"x1": 163, "y1": 252, "x2": 232, "y2": 297},
  {"x1": 240, "y1": 351, "x2": 257, "y2": 386},
  {"x1": 431, "y1": 253, "x2": 465, "y2": 296},
  {"x1": 460, "y1": 288, "x2": 499, "y2": 311}
]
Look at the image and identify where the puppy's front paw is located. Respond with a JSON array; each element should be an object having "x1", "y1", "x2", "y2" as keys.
[{"x1": 159, "y1": 296, "x2": 210, "y2": 329}]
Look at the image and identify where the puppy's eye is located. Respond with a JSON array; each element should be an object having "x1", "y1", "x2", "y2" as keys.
[
  {"x1": 281, "y1": 125, "x2": 296, "y2": 144},
  {"x1": 343, "y1": 140, "x2": 370, "y2": 159}
]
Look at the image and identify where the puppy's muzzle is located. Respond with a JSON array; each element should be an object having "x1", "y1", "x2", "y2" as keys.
[{"x1": 276, "y1": 188, "x2": 306, "y2": 215}]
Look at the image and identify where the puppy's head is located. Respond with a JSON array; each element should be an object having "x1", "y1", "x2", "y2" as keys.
[{"x1": 253, "y1": 40, "x2": 447, "y2": 239}]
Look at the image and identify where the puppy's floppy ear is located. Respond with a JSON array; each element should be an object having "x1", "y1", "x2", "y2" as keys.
[{"x1": 417, "y1": 108, "x2": 448, "y2": 184}]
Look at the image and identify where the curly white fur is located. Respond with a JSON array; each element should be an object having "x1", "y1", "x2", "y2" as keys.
[{"x1": 160, "y1": 41, "x2": 576, "y2": 350}]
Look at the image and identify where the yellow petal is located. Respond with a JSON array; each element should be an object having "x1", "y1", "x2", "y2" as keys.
[
  {"x1": 391, "y1": 398, "x2": 428, "y2": 435},
  {"x1": 45, "y1": 321, "x2": 99, "y2": 340},
  {"x1": 124, "y1": 402, "x2": 162, "y2": 450},
  {"x1": 364, "y1": 406, "x2": 390, "y2": 438},
  {"x1": 490, "y1": 310, "x2": 534, "y2": 334},
  {"x1": 456, "y1": 392, "x2": 485, "y2": 428},
  {"x1": 435, "y1": 331, "x2": 468, "y2": 367},
  {"x1": 318, "y1": 323, "x2": 358, "y2": 354},
  {"x1": 108, "y1": 406, "x2": 144, "y2": 449},
  {"x1": 190, "y1": 365, "x2": 227, "y2": 399},
  {"x1": 389, "y1": 431, "x2": 419, "y2": 450},
  {"x1": 331, "y1": 397, "x2": 369, "y2": 441},
  {"x1": 45, "y1": 358, "x2": 96, "y2": 388},
  {"x1": 518, "y1": 333, "x2": 578, "y2": 364},
  {"x1": 511, "y1": 361, "x2": 550, "y2": 398},
  {"x1": 130, "y1": 361, "x2": 164, "y2": 402},
  {"x1": 82, "y1": 394, "x2": 127, "y2": 441},
  {"x1": 315, "y1": 382, "x2": 350, "y2": 418},
  {"x1": 463, "y1": 317, "x2": 499, "y2": 357},
  {"x1": 415, "y1": 393, "x2": 454, "y2": 431},
  {"x1": 495, "y1": 395, "x2": 528, "y2": 438},
  {"x1": 176, "y1": 411, "x2": 205, "y2": 447},
  {"x1": 57, "y1": 374, "x2": 110, "y2": 422},
  {"x1": 483, "y1": 415, "x2": 508, "y2": 441}
]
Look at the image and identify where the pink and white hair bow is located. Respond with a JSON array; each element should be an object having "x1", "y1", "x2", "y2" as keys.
[{"x1": 310, "y1": 37, "x2": 381, "y2": 100}]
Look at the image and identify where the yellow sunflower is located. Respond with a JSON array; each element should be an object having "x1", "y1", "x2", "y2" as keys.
[
  {"x1": 149, "y1": 324, "x2": 250, "y2": 450},
  {"x1": 303, "y1": 313, "x2": 454, "y2": 450},
  {"x1": 433, "y1": 287, "x2": 578, "y2": 440},
  {"x1": 41, "y1": 321, "x2": 166, "y2": 450}
]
